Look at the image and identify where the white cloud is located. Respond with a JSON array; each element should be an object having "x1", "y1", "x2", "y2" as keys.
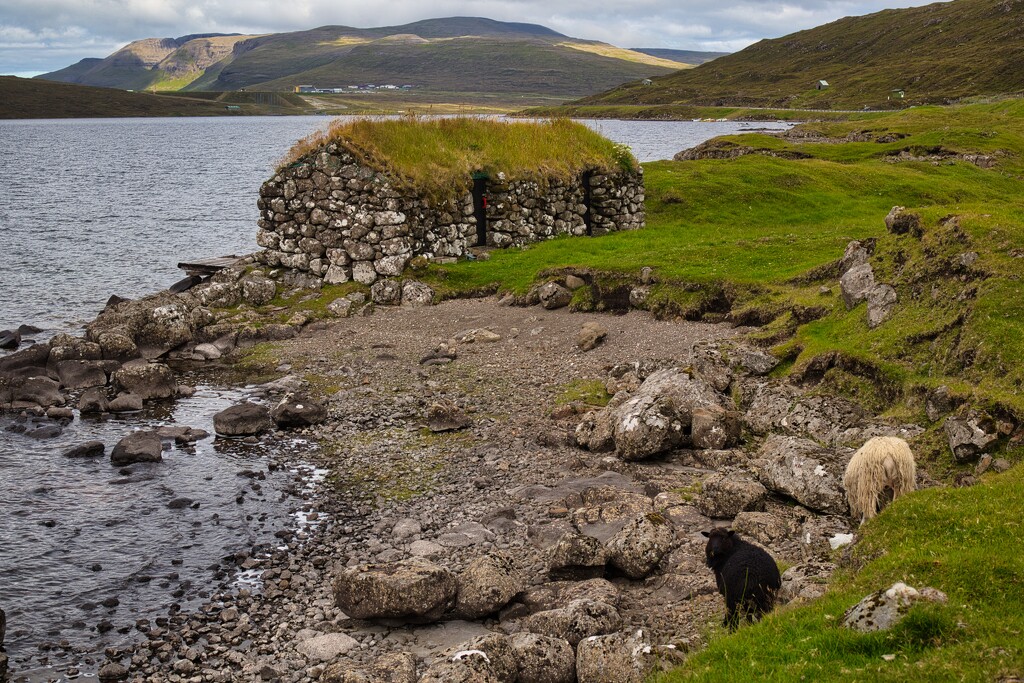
[{"x1": 0, "y1": 0, "x2": 944, "y2": 75}]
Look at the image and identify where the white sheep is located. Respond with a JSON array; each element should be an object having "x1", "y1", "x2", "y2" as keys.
[{"x1": 843, "y1": 436, "x2": 917, "y2": 524}]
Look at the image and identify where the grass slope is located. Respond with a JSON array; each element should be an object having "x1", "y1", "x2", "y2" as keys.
[
  {"x1": 656, "y1": 463, "x2": 1024, "y2": 681},
  {"x1": 576, "y1": 0, "x2": 1024, "y2": 111},
  {"x1": 421, "y1": 99, "x2": 1024, "y2": 430},
  {"x1": 0, "y1": 76, "x2": 272, "y2": 118}
]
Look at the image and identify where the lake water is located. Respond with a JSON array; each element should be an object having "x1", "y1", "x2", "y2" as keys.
[{"x1": 0, "y1": 114, "x2": 791, "y2": 679}]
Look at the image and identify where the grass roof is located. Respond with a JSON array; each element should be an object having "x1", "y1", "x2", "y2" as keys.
[{"x1": 282, "y1": 116, "x2": 638, "y2": 198}]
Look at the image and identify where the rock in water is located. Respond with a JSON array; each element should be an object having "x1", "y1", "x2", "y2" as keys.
[
  {"x1": 213, "y1": 402, "x2": 272, "y2": 437},
  {"x1": 0, "y1": 329, "x2": 21, "y2": 350},
  {"x1": 112, "y1": 362, "x2": 176, "y2": 400},
  {"x1": 63, "y1": 441, "x2": 106, "y2": 458},
  {"x1": 110, "y1": 430, "x2": 163, "y2": 465}
]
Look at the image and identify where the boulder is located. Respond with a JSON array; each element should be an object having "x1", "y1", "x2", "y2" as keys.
[
  {"x1": 523, "y1": 599, "x2": 622, "y2": 646},
  {"x1": 402, "y1": 281, "x2": 435, "y2": 307},
  {"x1": 333, "y1": 559, "x2": 457, "y2": 623},
  {"x1": 63, "y1": 441, "x2": 106, "y2": 458},
  {"x1": 866, "y1": 284, "x2": 897, "y2": 328},
  {"x1": 295, "y1": 632, "x2": 360, "y2": 662},
  {"x1": 574, "y1": 410, "x2": 616, "y2": 452},
  {"x1": 753, "y1": 435, "x2": 848, "y2": 515},
  {"x1": 576, "y1": 630, "x2": 654, "y2": 683},
  {"x1": 839, "y1": 240, "x2": 870, "y2": 276},
  {"x1": 690, "y1": 406, "x2": 741, "y2": 450},
  {"x1": 240, "y1": 274, "x2": 277, "y2": 306},
  {"x1": 56, "y1": 360, "x2": 108, "y2": 389},
  {"x1": 884, "y1": 206, "x2": 921, "y2": 236},
  {"x1": 271, "y1": 394, "x2": 328, "y2": 429},
  {"x1": 97, "y1": 661, "x2": 129, "y2": 682},
  {"x1": 49, "y1": 335, "x2": 102, "y2": 363},
  {"x1": 108, "y1": 393, "x2": 144, "y2": 412},
  {"x1": 427, "y1": 401, "x2": 471, "y2": 432},
  {"x1": 778, "y1": 560, "x2": 836, "y2": 604},
  {"x1": 605, "y1": 513, "x2": 676, "y2": 579},
  {"x1": 321, "y1": 652, "x2": 418, "y2": 683},
  {"x1": 538, "y1": 282, "x2": 572, "y2": 310},
  {"x1": 454, "y1": 551, "x2": 523, "y2": 619},
  {"x1": 0, "y1": 329, "x2": 21, "y2": 350},
  {"x1": 213, "y1": 402, "x2": 272, "y2": 437},
  {"x1": 547, "y1": 532, "x2": 608, "y2": 578},
  {"x1": 842, "y1": 582, "x2": 947, "y2": 632},
  {"x1": 839, "y1": 262, "x2": 875, "y2": 309},
  {"x1": 418, "y1": 654, "x2": 501, "y2": 683},
  {"x1": 370, "y1": 279, "x2": 402, "y2": 305},
  {"x1": 110, "y1": 430, "x2": 163, "y2": 465},
  {"x1": 78, "y1": 387, "x2": 109, "y2": 413},
  {"x1": 945, "y1": 414, "x2": 1000, "y2": 462},
  {"x1": 697, "y1": 472, "x2": 768, "y2": 519},
  {"x1": 577, "y1": 322, "x2": 608, "y2": 352},
  {"x1": 0, "y1": 343, "x2": 51, "y2": 374},
  {"x1": 437, "y1": 634, "x2": 518, "y2": 683},
  {"x1": 509, "y1": 633, "x2": 575, "y2": 683},
  {"x1": 112, "y1": 362, "x2": 176, "y2": 400},
  {"x1": 610, "y1": 368, "x2": 723, "y2": 460},
  {"x1": 193, "y1": 343, "x2": 222, "y2": 360},
  {"x1": 11, "y1": 375, "x2": 65, "y2": 408}
]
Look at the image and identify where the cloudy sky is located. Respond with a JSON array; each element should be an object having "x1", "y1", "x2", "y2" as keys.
[{"x1": 2, "y1": 0, "x2": 941, "y2": 77}]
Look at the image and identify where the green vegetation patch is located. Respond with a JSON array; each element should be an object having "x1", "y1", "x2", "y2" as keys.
[
  {"x1": 655, "y1": 463, "x2": 1024, "y2": 682},
  {"x1": 555, "y1": 378, "x2": 612, "y2": 408},
  {"x1": 283, "y1": 117, "x2": 637, "y2": 199}
]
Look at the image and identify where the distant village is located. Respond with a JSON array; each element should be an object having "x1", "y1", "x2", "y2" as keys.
[{"x1": 293, "y1": 84, "x2": 417, "y2": 94}]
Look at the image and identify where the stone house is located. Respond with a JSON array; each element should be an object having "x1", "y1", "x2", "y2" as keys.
[{"x1": 255, "y1": 120, "x2": 645, "y2": 286}]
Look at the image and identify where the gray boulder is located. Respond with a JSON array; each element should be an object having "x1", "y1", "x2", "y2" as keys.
[
  {"x1": 295, "y1": 632, "x2": 360, "y2": 662},
  {"x1": 110, "y1": 431, "x2": 163, "y2": 465},
  {"x1": 691, "y1": 406, "x2": 741, "y2": 449},
  {"x1": 577, "y1": 322, "x2": 608, "y2": 351},
  {"x1": 240, "y1": 274, "x2": 277, "y2": 306},
  {"x1": 49, "y1": 335, "x2": 102, "y2": 363},
  {"x1": 839, "y1": 262, "x2": 875, "y2": 309},
  {"x1": 547, "y1": 532, "x2": 608, "y2": 578},
  {"x1": 454, "y1": 551, "x2": 523, "y2": 619},
  {"x1": 605, "y1": 512, "x2": 676, "y2": 579},
  {"x1": 56, "y1": 360, "x2": 107, "y2": 389},
  {"x1": 510, "y1": 633, "x2": 575, "y2": 683},
  {"x1": 866, "y1": 284, "x2": 897, "y2": 328},
  {"x1": 370, "y1": 279, "x2": 402, "y2": 305},
  {"x1": 333, "y1": 559, "x2": 457, "y2": 623},
  {"x1": 108, "y1": 393, "x2": 144, "y2": 412},
  {"x1": 610, "y1": 368, "x2": 723, "y2": 460},
  {"x1": 523, "y1": 598, "x2": 622, "y2": 646},
  {"x1": 97, "y1": 332, "x2": 140, "y2": 362},
  {"x1": 697, "y1": 472, "x2": 768, "y2": 519},
  {"x1": 63, "y1": 441, "x2": 105, "y2": 458},
  {"x1": 839, "y1": 240, "x2": 870, "y2": 276},
  {"x1": 11, "y1": 376, "x2": 64, "y2": 408},
  {"x1": 538, "y1": 282, "x2": 572, "y2": 310},
  {"x1": 576, "y1": 630, "x2": 655, "y2": 683},
  {"x1": 112, "y1": 362, "x2": 176, "y2": 400},
  {"x1": 884, "y1": 206, "x2": 921, "y2": 236},
  {"x1": 402, "y1": 281, "x2": 435, "y2": 307},
  {"x1": 271, "y1": 394, "x2": 328, "y2": 429},
  {"x1": 574, "y1": 409, "x2": 616, "y2": 452},
  {"x1": 842, "y1": 582, "x2": 947, "y2": 632},
  {"x1": 78, "y1": 387, "x2": 109, "y2": 413},
  {"x1": 213, "y1": 402, "x2": 272, "y2": 437},
  {"x1": 321, "y1": 652, "x2": 418, "y2": 683},
  {"x1": 753, "y1": 435, "x2": 847, "y2": 515},
  {"x1": 945, "y1": 414, "x2": 1000, "y2": 462}
]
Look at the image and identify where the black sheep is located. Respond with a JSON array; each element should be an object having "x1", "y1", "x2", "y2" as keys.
[{"x1": 702, "y1": 528, "x2": 781, "y2": 630}]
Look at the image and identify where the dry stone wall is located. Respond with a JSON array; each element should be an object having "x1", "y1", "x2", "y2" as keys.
[{"x1": 256, "y1": 142, "x2": 645, "y2": 284}]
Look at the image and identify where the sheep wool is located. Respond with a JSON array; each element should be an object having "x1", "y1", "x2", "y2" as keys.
[
  {"x1": 843, "y1": 436, "x2": 916, "y2": 524},
  {"x1": 702, "y1": 528, "x2": 781, "y2": 630}
]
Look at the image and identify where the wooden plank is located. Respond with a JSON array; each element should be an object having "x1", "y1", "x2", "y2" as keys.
[{"x1": 176, "y1": 255, "x2": 243, "y2": 275}]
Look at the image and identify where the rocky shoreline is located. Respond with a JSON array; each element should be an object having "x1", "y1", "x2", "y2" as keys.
[{"x1": 0, "y1": 246, "x2": 1008, "y2": 682}]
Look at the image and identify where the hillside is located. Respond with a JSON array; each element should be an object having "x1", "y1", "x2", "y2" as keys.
[
  {"x1": 40, "y1": 33, "x2": 252, "y2": 92},
  {"x1": 576, "y1": 0, "x2": 1024, "y2": 110},
  {"x1": 0, "y1": 76, "x2": 304, "y2": 118},
  {"x1": 631, "y1": 48, "x2": 729, "y2": 64},
  {"x1": 36, "y1": 17, "x2": 690, "y2": 98}
]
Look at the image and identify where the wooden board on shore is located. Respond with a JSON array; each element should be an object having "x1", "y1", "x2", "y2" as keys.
[{"x1": 177, "y1": 256, "x2": 242, "y2": 276}]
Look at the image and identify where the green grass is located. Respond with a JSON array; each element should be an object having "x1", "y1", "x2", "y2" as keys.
[
  {"x1": 654, "y1": 463, "x2": 1024, "y2": 682},
  {"x1": 419, "y1": 98, "x2": 1024, "y2": 429},
  {"x1": 554, "y1": 378, "x2": 612, "y2": 408},
  {"x1": 284, "y1": 117, "x2": 637, "y2": 199}
]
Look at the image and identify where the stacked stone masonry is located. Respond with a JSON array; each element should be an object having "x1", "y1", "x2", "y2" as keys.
[{"x1": 256, "y1": 144, "x2": 645, "y2": 284}]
